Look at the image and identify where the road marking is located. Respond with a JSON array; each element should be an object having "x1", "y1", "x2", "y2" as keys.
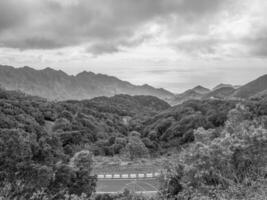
[
  {"x1": 130, "y1": 174, "x2": 137, "y2": 178},
  {"x1": 97, "y1": 174, "x2": 104, "y2": 178},
  {"x1": 95, "y1": 172, "x2": 162, "y2": 179},
  {"x1": 96, "y1": 191, "x2": 158, "y2": 194},
  {"x1": 138, "y1": 173, "x2": 145, "y2": 178},
  {"x1": 121, "y1": 174, "x2": 129, "y2": 178},
  {"x1": 105, "y1": 174, "x2": 112, "y2": 178},
  {"x1": 154, "y1": 172, "x2": 160, "y2": 177},
  {"x1": 113, "y1": 174, "x2": 120, "y2": 179}
]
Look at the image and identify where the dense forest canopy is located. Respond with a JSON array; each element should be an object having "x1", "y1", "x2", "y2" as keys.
[{"x1": 0, "y1": 87, "x2": 266, "y2": 199}]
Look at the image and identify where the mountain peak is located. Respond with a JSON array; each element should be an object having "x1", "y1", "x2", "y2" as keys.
[
  {"x1": 21, "y1": 66, "x2": 36, "y2": 71},
  {"x1": 193, "y1": 85, "x2": 207, "y2": 90},
  {"x1": 213, "y1": 83, "x2": 233, "y2": 90},
  {"x1": 233, "y1": 74, "x2": 267, "y2": 98},
  {"x1": 142, "y1": 84, "x2": 153, "y2": 88},
  {"x1": 42, "y1": 67, "x2": 54, "y2": 71},
  {"x1": 22, "y1": 66, "x2": 32, "y2": 69},
  {"x1": 192, "y1": 85, "x2": 210, "y2": 94},
  {"x1": 76, "y1": 71, "x2": 95, "y2": 77},
  {"x1": 0, "y1": 65, "x2": 174, "y2": 101}
]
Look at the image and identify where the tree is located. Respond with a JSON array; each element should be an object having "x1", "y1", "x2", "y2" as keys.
[
  {"x1": 52, "y1": 118, "x2": 70, "y2": 132},
  {"x1": 125, "y1": 136, "x2": 149, "y2": 160},
  {"x1": 163, "y1": 105, "x2": 267, "y2": 199},
  {"x1": 70, "y1": 150, "x2": 93, "y2": 171},
  {"x1": 69, "y1": 151, "x2": 97, "y2": 197}
]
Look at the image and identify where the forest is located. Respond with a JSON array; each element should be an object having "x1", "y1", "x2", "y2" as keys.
[{"x1": 0, "y1": 87, "x2": 266, "y2": 199}]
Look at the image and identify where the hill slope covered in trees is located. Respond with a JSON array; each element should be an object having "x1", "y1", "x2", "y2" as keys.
[
  {"x1": 233, "y1": 74, "x2": 267, "y2": 98},
  {"x1": 0, "y1": 87, "x2": 266, "y2": 199}
]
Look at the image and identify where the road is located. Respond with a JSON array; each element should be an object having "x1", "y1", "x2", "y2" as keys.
[{"x1": 96, "y1": 178, "x2": 160, "y2": 194}]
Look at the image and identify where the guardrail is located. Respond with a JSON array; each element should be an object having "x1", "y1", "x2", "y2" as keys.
[{"x1": 96, "y1": 172, "x2": 161, "y2": 179}]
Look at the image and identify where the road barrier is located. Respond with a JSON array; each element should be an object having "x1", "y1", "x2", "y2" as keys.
[{"x1": 96, "y1": 172, "x2": 162, "y2": 179}]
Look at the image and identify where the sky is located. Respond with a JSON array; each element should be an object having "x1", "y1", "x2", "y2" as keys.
[{"x1": 0, "y1": 0, "x2": 267, "y2": 93}]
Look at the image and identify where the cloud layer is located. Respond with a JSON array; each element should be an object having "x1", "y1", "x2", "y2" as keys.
[{"x1": 0, "y1": 0, "x2": 249, "y2": 56}]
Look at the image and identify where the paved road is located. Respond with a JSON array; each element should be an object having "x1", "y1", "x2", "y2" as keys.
[{"x1": 96, "y1": 178, "x2": 160, "y2": 193}]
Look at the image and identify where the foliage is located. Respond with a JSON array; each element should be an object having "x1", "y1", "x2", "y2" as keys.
[
  {"x1": 161, "y1": 104, "x2": 267, "y2": 199},
  {"x1": 140, "y1": 99, "x2": 237, "y2": 152},
  {"x1": 1, "y1": 87, "x2": 267, "y2": 199},
  {"x1": 125, "y1": 136, "x2": 149, "y2": 160},
  {"x1": 0, "y1": 89, "x2": 99, "y2": 198}
]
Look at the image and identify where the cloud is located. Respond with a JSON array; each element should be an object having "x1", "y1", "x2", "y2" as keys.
[
  {"x1": 0, "y1": 0, "x2": 266, "y2": 59},
  {"x1": 172, "y1": 35, "x2": 219, "y2": 57},
  {"x1": 0, "y1": 0, "x2": 228, "y2": 54},
  {"x1": 250, "y1": 39, "x2": 267, "y2": 57},
  {"x1": 0, "y1": 1, "x2": 29, "y2": 32},
  {"x1": 243, "y1": 27, "x2": 267, "y2": 57},
  {"x1": 87, "y1": 43, "x2": 120, "y2": 56}
]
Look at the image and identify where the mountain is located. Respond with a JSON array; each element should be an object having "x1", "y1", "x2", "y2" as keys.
[
  {"x1": 213, "y1": 83, "x2": 240, "y2": 91},
  {"x1": 213, "y1": 84, "x2": 233, "y2": 90},
  {"x1": 171, "y1": 85, "x2": 210, "y2": 105},
  {"x1": 232, "y1": 74, "x2": 267, "y2": 98},
  {"x1": 0, "y1": 65, "x2": 174, "y2": 101},
  {"x1": 193, "y1": 85, "x2": 211, "y2": 94},
  {"x1": 141, "y1": 99, "x2": 237, "y2": 146},
  {"x1": 203, "y1": 86, "x2": 236, "y2": 99}
]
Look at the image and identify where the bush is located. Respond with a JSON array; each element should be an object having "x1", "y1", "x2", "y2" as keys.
[
  {"x1": 161, "y1": 104, "x2": 267, "y2": 199},
  {"x1": 125, "y1": 136, "x2": 149, "y2": 160}
]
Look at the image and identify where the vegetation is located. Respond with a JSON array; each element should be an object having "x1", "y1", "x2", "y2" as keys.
[
  {"x1": 159, "y1": 104, "x2": 267, "y2": 199},
  {"x1": 139, "y1": 99, "x2": 237, "y2": 154},
  {"x1": 0, "y1": 87, "x2": 266, "y2": 199}
]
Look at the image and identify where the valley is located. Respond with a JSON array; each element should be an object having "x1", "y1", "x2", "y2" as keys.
[
  {"x1": 0, "y1": 67, "x2": 266, "y2": 199},
  {"x1": 1, "y1": 0, "x2": 267, "y2": 199}
]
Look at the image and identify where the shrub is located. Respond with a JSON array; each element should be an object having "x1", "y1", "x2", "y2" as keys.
[
  {"x1": 125, "y1": 136, "x2": 149, "y2": 160},
  {"x1": 161, "y1": 104, "x2": 267, "y2": 199}
]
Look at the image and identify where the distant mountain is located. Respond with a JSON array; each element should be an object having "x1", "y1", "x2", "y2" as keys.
[
  {"x1": 203, "y1": 86, "x2": 236, "y2": 99},
  {"x1": 171, "y1": 85, "x2": 210, "y2": 105},
  {"x1": 213, "y1": 83, "x2": 240, "y2": 91},
  {"x1": 0, "y1": 65, "x2": 174, "y2": 100},
  {"x1": 192, "y1": 85, "x2": 211, "y2": 94},
  {"x1": 213, "y1": 84, "x2": 233, "y2": 90},
  {"x1": 232, "y1": 74, "x2": 267, "y2": 98},
  {"x1": 171, "y1": 73, "x2": 267, "y2": 105}
]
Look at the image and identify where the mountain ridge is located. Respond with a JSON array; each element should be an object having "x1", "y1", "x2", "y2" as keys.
[
  {"x1": 1, "y1": 65, "x2": 267, "y2": 104},
  {"x1": 171, "y1": 85, "x2": 210, "y2": 104},
  {"x1": 203, "y1": 86, "x2": 236, "y2": 99},
  {"x1": 0, "y1": 65, "x2": 174, "y2": 101},
  {"x1": 232, "y1": 74, "x2": 267, "y2": 98},
  {"x1": 170, "y1": 74, "x2": 267, "y2": 105}
]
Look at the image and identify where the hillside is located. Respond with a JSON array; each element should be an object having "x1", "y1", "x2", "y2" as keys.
[
  {"x1": 0, "y1": 65, "x2": 174, "y2": 101},
  {"x1": 171, "y1": 85, "x2": 210, "y2": 105},
  {"x1": 87, "y1": 94, "x2": 170, "y2": 116},
  {"x1": 0, "y1": 87, "x2": 170, "y2": 155},
  {"x1": 1, "y1": 86, "x2": 266, "y2": 199},
  {"x1": 192, "y1": 85, "x2": 211, "y2": 94},
  {"x1": 213, "y1": 83, "x2": 233, "y2": 90},
  {"x1": 203, "y1": 86, "x2": 236, "y2": 99},
  {"x1": 0, "y1": 86, "x2": 252, "y2": 157},
  {"x1": 0, "y1": 87, "x2": 247, "y2": 157},
  {"x1": 139, "y1": 99, "x2": 237, "y2": 151},
  {"x1": 233, "y1": 74, "x2": 267, "y2": 98},
  {"x1": 171, "y1": 74, "x2": 267, "y2": 105}
]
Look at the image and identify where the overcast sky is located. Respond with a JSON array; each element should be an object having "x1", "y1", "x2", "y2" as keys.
[{"x1": 0, "y1": 0, "x2": 267, "y2": 92}]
